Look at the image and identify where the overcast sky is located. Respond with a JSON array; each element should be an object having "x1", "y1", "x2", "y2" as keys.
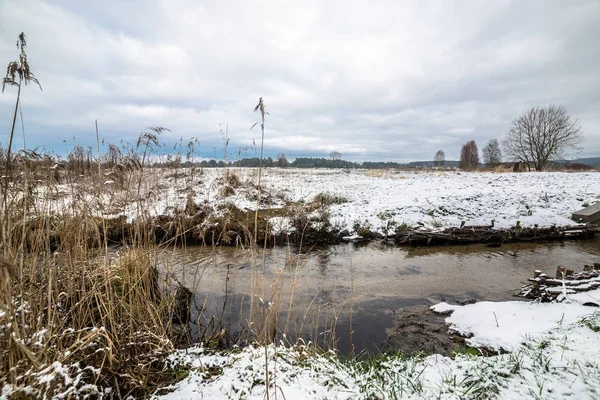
[{"x1": 1, "y1": 0, "x2": 599, "y2": 162}]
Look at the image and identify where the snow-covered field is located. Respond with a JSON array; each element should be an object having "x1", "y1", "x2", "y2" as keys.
[
  {"x1": 258, "y1": 168, "x2": 599, "y2": 232},
  {"x1": 155, "y1": 290, "x2": 600, "y2": 399},
  {"x1": 62, "y1": 168, "x2": 599, "y2": 234}
]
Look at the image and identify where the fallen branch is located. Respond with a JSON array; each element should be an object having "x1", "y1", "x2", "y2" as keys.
[
  {"x1": 395, "y1": 224, "x2": 599, "y2": 246},
  {"x1": 517, "y1": 264, "x2": 600, "y2": 303}
]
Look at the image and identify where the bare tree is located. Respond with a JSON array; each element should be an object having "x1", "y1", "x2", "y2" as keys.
[
  {"x1": 329, "y1": 151, "x2": 342, "y2": 161},
  {"x1": 433, "y1": 150, "x2": 445, "y2": 167},
  {"x1": 503, "y1": 105, "x2": 583, "y2": 171},
  {"x1": 459, "y1": 140, "x2": 479, "y2": 171},
  {"x1": 276, "y1": 152, "x2": 289, "y2": 167},
  {"x1": 2, "y1": 32, "x2": 42, "y2": 171},
  {"x1": 482, "y1": 139, "x2": 502, "y2": 167}
]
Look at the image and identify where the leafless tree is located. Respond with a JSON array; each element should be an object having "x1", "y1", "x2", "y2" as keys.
[
  {"x1": 276, "y1": 152, "x2": 289, "y2": 167},
  {"x1": 433, "y1": 150, "x2": 445, "y2": 167},
  {"x1": 459, "y1": 140, "x2": 479, "y2": 171},
  {"x1": 329, "y1": 151, "x2": 342, "y2": 161},
  {"x1": 503, "y1": 105, "x2": 583, "y2": 171},
  {"x1": 482, "y1": 139, "x2": 502, "y2": 167}
]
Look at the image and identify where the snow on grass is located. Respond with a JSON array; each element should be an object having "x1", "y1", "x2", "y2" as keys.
[
  {"x1": 154, "y1": 290, "x2": 600, "y2": 400},
  {"x1": 431, "y1": 289, "x2": 600, "y2": 352},
  {"x1": 143, "y1": 169, "x2": 600, "y2": 232},
  {"x1": 37, "y1": 168, "x2": 598, "y2": 234},
  {"x1": 431, "y1": 301, "x2": 591, "y2": 352},
  {"x1": 260, "y1": 169, "x2": 599, "y2": 232},
  {"x1": 1, "y1": 360, "x2": 103, "y2": 399}
]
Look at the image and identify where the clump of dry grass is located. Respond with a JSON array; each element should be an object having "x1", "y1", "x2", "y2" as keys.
[
  {"x1": 0, "y1": 140, "x2": 187, "y2": 397},
  {"x1": 366, "y1": 169, "x2": 385, "y2": 177},
  {"x1": 0, "y1": 245, "x2": 185, "y2": 398},
  {"x1": 219, "y1": 184, "x2": 236, "y2": 197},
  {"x1": 224, "y1": 170, "x2": 242, "y2": 187},
  {"x1": 494, "y1": 165, "x2": 513, "y2": 173},
  {"x1": 312, "y1": 192, "x2": 348, "y2": 207},
  {"x1": 287, "y1": 205, "x2": 341, "y2": 245}
]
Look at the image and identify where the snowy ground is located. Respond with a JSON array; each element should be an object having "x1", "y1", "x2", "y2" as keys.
[
  {"x1": 158, "y1": 168, "x2": 599, "y2": 233},
  {"x1": 45, "y1": 168, "x2": 599, "y2": 235},
  {"x1": 154, "y1": 290, "x2": 600, "y2": 400},
  {"x1": 259, "y1": 169, "x2": 599, "y2": 232}
]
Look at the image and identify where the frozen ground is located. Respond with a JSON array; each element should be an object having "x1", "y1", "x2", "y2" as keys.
[
  {"x1": 259, "y1": 169, "x2": 599, "y2": 232},
  {"x1": 154, "y1": 289, "x2": 600, "y2": 400},
  {"x1": 153, "y1": 168, "x2": 600, "y2": 233},
  {"x1": 45, "y1": 168, "x2": 599, "y2": 235}
]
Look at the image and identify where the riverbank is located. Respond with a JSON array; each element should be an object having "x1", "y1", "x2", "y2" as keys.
[
  {"x1": 4, "y1": 282, "x2": 598, "y2": 399},
  {"x1": 3, "y1": 236, "x2": 599, "y2": 398},
  {"x1": 33, "y1": 167, "x2": 600, "y2": 247},
  {"x1": 153, "y1": 289, "x2": 600, "y2": 399}
]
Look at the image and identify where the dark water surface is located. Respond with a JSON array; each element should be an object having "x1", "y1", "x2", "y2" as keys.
[{"x1": 157, "y1": 238, "x2": 600, "y2": 354}]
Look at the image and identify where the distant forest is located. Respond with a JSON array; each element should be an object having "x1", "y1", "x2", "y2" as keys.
[
  {"x1": 153, "y1": 156, "x2": 600, "y2": 169},
  {"x1": 153, "y1": 157, "x2": 431, "y2": 169}
]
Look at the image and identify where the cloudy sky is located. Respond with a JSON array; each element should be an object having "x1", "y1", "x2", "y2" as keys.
[{"x1": 1, "y1": 0, "x2": 599, "y2": 162}]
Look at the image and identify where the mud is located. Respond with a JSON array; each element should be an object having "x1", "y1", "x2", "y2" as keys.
[{"x1": 383, "y1": 305, "x2": 465, "y2": 357}]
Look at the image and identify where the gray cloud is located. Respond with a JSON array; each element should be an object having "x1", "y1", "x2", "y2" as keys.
[{"x1": 1, "y1": 0, "x2": 599, "y2": 162}]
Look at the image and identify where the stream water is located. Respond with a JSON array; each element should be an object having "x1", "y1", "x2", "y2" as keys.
[{"x1": 157, "y1": 238, "x2": 600, "y2": 354}]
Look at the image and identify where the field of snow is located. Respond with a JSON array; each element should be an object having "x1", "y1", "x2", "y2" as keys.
[
  {"x1": 126, "y1": 168, "x2": 599, "y2": 232},
  {"x1": 260, "y1": 168, "x2": 599, "y2": 231},
  {"x1": 155, "y1": 289, "x2": 600, "y2": 400},
  {"x1": 43, "y1": 168, "x2": 599, "y2": 235}
]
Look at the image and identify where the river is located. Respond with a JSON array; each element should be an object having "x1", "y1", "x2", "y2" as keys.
[{"x1": 157, "y1": 238, "x2": 600, "y2": 354}]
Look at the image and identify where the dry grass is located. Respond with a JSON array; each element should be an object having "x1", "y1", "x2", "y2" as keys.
[
  {"x1": 312, "y1": 192, "x2": 348, "y2": 206},
  {"x1": 0, "y1": 140, "x2": 347, "y2": 398},
  {"x1": 365, "y1": 169, "x2": 385, "y2": 177},
  {"x1": 0, "y1": 147, "x2": 187, "y2": 396},
  {"x1": 493, "y1": 165, "x2": 513, "y2": 173}
]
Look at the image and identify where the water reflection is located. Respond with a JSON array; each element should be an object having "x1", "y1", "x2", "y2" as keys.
[{"x1": 157, "y1": 237, "x2": 600, "y2": 354}]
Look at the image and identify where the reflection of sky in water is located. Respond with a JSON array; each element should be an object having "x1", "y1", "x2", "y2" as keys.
[{"x1": 159, "y1": 238, "x2": 600, "y2": 353}]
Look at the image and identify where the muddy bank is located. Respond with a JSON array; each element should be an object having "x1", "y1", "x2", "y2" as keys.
[
  {"x1": 147, "y1": 211, "x2": 599, "y2": 248},
  {"x1": 383, "y1": 292, "x2": 485, "y2": 357},
  {"x1": 81, "y1": 212, "x2": 599, "y2": 249},
  {"x1": 146, "y1": 210, "x2": 598, "y2": 248},
  {"x1": 381, "y1": 297, "x2": 511, "y2": 358},
  {"x1": 383, "y1": 305, "x2": 468, "y2": 357}
]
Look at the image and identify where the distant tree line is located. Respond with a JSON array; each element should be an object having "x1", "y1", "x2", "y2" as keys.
[
  {"x1": 291, "y1": 157, "x2": 359, "y2": 168},
  {"x1": 148, "y1": 157, "x2": 438, "y2": 170},
  {"x1": 268, "y1": 105, "x2": 584, "y2": 172},
  {"x1": 361, "y1": 161, "x2": 405, "y2": 169}
]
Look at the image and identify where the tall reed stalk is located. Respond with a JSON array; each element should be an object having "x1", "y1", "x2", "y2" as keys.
[
  {"x1": 252, "y1": 97, "x2": 266, "y2": 245},
  {"x1": 2, "y1": 32, "x2": 42, "y2": 257}
]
